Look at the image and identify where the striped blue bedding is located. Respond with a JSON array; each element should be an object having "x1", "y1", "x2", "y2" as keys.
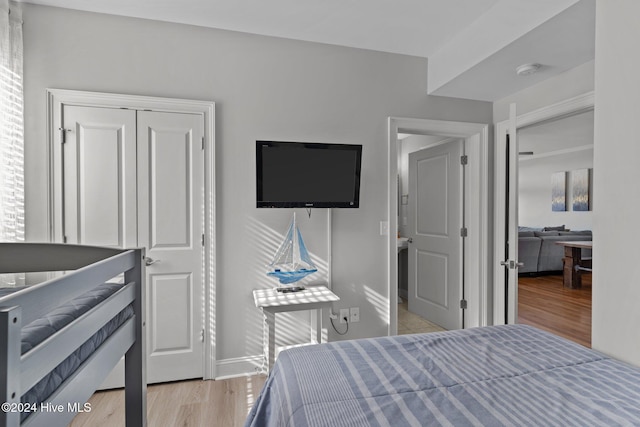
[{"x1": 245, "y1": 324, "x2": 640, "y2": 426}]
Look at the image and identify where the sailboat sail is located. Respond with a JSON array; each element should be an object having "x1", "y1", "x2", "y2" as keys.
[{"x1": 268, "y1": 213, "x2": 317, "y2": 284}]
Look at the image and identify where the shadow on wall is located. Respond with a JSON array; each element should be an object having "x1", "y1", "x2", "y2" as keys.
[{"x1": 244, "y1": 215, "x2": 329, "y2": 359}]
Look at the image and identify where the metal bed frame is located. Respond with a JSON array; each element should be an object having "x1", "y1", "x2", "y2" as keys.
[{"x1": 0, "y1": 243, "x2": 146, "y2": 427}]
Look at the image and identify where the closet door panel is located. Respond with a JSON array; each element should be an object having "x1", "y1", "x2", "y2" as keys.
[
  {"x1": 138, "y1": 110, "x2": 205, "y2": 382},
  {"x1": 62, "y1": 106, "x2": 137, "y2": 248},
  {"x1": 148, "y1": 127, "x2": 191, "y2": 248}
]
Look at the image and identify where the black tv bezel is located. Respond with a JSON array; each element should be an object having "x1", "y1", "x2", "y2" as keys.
[{"x1": 256, "y1": 140, "x2": 362, "y2": 209}]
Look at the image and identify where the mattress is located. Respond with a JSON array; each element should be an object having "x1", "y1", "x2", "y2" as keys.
[
  {"x1": 0, "y1": 282, "x2": 133, "y2": 417},
  {"x1": 246, "y1": 324, "x2": 640, "y2": 427}
]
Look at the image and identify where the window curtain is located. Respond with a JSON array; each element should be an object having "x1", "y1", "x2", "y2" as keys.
[{"x1": 0, "y1": 0, "x2": 24, "y2": 286}]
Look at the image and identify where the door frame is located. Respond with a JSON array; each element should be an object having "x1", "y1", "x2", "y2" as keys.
[
  {"x1": 46, "y1": 89, "x2": 217, "y2": 379},
  {"x1": 388, "y1": 117, "x2": 490, "y2": 335},
  {"x1": 493, "y1": 92, "x2": 594, "y2": 325}
]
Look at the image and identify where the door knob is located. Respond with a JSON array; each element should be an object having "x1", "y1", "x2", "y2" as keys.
[
  {"x1": 145, "y1": 257, "x2": 161, "y2": 266},
  {"x1": 500, "y1": 260, "x2": 524, "y2": 269}
]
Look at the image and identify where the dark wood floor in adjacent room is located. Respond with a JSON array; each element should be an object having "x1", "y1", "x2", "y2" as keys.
[{"x1": 518, "y1": 273, "x2": 592, "y2": 348}]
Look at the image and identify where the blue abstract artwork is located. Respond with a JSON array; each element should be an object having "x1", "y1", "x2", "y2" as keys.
[
  {"x1": 551, "y1": 171, "x2": 567, "y2": 212},
  {"x1": 572, "y1": 168, "x2": 590, "y2": 211}
]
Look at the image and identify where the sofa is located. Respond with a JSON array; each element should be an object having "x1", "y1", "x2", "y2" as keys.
[{"x1": 518, "y1": 227, "x2": 592, "y2": 274}]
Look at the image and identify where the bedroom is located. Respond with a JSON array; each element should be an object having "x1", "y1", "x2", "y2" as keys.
[{"x1": 2, "y1": 0, "x2": 640, "y2": 425}]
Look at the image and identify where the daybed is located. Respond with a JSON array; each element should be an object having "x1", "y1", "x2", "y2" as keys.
[
  {"x1": 246, "y1": 324, "x2": 640, "y2": 426},
  {"x1": 0, "y1": 243, "x2": 146, "y2": 427}
]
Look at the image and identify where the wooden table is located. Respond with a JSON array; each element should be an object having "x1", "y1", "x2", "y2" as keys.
[
  {"x1": 253, "y1": 285, "x2": 339, "y2": 371},
  {"x1": 555, "y1": 241, "x2": 592, "y2": 289}
]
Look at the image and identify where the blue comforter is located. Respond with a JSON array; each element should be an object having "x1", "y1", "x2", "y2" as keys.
[{"x1": 246, "y1": 324, "x2": 640, "y2": 426}]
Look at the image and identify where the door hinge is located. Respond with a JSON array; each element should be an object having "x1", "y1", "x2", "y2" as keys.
[
  {"x1": 59, "y1": 128, "x2": 71, "y2": 144},
  {"x1": 200, "y1": 329, "x2": 205, "y2": 342},
  {"x1": 201, "y1": 234, "x2": 205, "y2": 246},
  {"x1": 460, "y1": 155, "x2": 468, "y2": 165},
  {"x1": 202, "y1": 136, "x2": 205, "y2": 150},
  {"x1": 460, "y1": 299, "x2": 468, "y2": 310},
  {"x1": 460, "y1": 227, "x2": 468, "y2": 237}
]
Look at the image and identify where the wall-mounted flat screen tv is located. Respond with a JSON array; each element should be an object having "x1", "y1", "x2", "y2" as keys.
[{"x1": 256, "y1": 141, "x2": 362, "y2": 208}]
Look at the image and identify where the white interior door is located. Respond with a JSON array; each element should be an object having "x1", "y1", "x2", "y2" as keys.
[
  {"x1": 407, "y1": 139, "x2": 464, "y2": 330},
  {"x1": 62, "y1": 106, "x2": 137, "y2": 248},
  {"x1": 62, "y1": 105, "x2": 204, "y2": 384},
  {"x1": 137, "y1": 110, "x2": 204, "y2": 382}
]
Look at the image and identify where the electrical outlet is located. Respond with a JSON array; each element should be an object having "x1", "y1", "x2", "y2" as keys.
[
  {"x1": 339, "y1": 308, "x2": 349, "y2": 324},
  {"x1": 350, "y1": 307, "x2": 360, "y2": 323}
]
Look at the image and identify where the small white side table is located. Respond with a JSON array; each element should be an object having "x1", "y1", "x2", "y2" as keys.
[{"x1": 253, "y1": 285, "x2": 339, "y2": 371}]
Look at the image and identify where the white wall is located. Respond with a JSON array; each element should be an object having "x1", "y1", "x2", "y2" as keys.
[
  {"x1": 519, "y1": 149, "x2": 593, "y2": 230},
  {"x1": 592, "y1": 0, "x2": 640, "y2": 365},
  {"x1": 21, "y1": 5, "x2": 492, "y2": 367}
]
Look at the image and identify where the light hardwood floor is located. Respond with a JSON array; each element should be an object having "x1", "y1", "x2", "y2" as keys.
[
  {"x1": 518, "y1": 273, "x2": 592, "y2": 347},
  {"x1": 69, "y1": 375, "x2": 267, "y2": 427}
]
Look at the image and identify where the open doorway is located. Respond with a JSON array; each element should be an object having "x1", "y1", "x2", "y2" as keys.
[
  {"x1": 516, "y1": 109, "x2": 594, "y2": 347},
  {"x1": 387, "y1": 117, "x2": 490, "y2": 337},
  {"x1": 397, "y1": 134, "x2": 457, "y2": 334}
]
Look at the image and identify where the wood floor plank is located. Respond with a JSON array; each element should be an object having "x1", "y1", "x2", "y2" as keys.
[
  {"x1": 518, "y1": 273, "x2": 591, "y2": 347},
  {"x1": 69, "y1": 375, "x2": 267, "y2": 427}
]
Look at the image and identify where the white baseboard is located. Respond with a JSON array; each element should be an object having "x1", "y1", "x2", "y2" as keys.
[{"x1": 215, "y1": 355, "x2": 265, "y2": 380}]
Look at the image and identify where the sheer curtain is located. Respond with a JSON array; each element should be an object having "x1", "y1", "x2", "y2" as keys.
[{"x1": 0, "y1": 0, "x2": 24, "y2": 286}]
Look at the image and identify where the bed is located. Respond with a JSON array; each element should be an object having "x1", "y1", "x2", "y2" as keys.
[
  {"x1": 0, "y1": 243, "x2": 146, "y2": 427},
  {"x1": 246, "y1": 324, "x2": 640, "y2": 426}
]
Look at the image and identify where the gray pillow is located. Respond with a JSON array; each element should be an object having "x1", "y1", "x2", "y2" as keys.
[
  {"x1": 543, "y1": 225, "x2": 566, "y2": 231},
  {"x1": 534, "y1": 231, "x2": 560, "y2": 237},
  {"x1": 519, "y1": 226, "x2": 543, "y2": 232}
]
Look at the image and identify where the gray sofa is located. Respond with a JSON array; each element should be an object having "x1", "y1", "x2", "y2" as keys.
[{"x1": 518, "y1": 228, "x2": 592, "y2": 274}]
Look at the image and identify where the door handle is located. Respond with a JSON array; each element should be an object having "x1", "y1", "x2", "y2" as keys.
[
  {"x1": 145, "y1": 257, "x2": 161, "y2": 266},
  {"x1": 407, "y1": 238, "x2": 413, "y2": 243},
  {"x1": 500, "y1": 260, "x2": 523, "y2": 269}
]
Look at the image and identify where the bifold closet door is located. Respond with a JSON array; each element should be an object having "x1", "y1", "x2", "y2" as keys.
[
  {"x1": 137, "y1": 110, "x2": 205, "y2": 382},
  {"x1": 62, "y1": 105, "x2": 205, "y2": 384},
  {"x1": 62, "y1": 106, "x2": 138, "y2": 247}
]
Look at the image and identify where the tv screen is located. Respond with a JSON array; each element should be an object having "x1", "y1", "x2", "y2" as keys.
[{"x1": 256, "y1": 141, "x2": 362, "y2": 208}]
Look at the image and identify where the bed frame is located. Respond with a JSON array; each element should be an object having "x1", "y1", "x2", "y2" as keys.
[{"x1": 0, "y1": 243, "x2": 146, "y2": 427}]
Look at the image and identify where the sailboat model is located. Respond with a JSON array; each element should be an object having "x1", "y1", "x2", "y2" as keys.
[{"x1": 267, "y1": 213, "x2": 317, "y2": 287}]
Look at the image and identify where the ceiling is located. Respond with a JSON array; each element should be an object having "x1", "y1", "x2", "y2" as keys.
[{"x1": 19, "y1": 0, "x2": 595, "y2": 102}]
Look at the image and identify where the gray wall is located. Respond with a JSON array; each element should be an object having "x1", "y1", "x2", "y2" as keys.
[
  {"x1": 592, "y1": 0, "x2": 640, "y2": 365},
  {"x1": 21, "y1": 5, "x2": 492, "y2": 363},
  {"x1": 519, "y1": 149, "x2": 594, "y2": 230}
]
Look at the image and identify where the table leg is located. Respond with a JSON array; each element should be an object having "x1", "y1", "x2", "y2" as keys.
[
  {"x1": 316, "y1": 308, "x2": 322, "y2": 344},
  {"x1": 264, "y1": 310, "x2": 275, "y2": 371},
  {"x1": 563, "y1": 246, "x2": 583, "y2": 289}
]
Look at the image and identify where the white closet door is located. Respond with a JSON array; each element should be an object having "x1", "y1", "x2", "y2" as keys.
[
  {"x1": 62, "y1": 106, "x2": 137, "y2": 247},
  {"x1": 62, "y1": 105, "x2": 205, "y2": 385},
  {"x1": 137, "y1": 111, "x2": 205, "y2": 382}
]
